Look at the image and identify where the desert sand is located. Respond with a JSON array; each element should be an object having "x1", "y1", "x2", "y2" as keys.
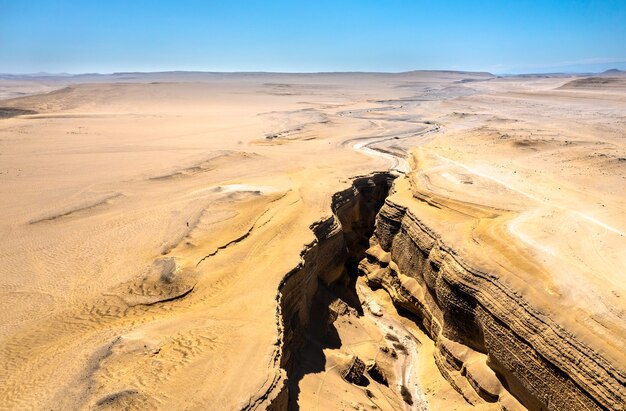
[{"x1": 0, "y1": 71, "x2": 624, "y2": 410}]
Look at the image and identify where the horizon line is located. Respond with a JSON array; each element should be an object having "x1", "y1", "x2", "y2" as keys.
[{"x1": 1, "y1": 67, "x2": 624, "y2": 78}]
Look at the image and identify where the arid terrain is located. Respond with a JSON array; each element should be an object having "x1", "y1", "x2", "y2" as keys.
[{"x1": 0, "y1": 71, "x2": 625, "y2": 410}]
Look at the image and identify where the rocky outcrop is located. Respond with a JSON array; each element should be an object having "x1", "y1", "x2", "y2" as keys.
[
  {"x1": 251, "y1": 172, "x2": 396, "y2": 409},
  {"x1": 277, "y1": 172, "x2": 395, "y2": 372},
  {"x1": 359, "y1": 175, "x2": 626, "y2": 411},
  {"x1": 255, "y1": 169, "x2": 625, "y2": 411},
  {"x1": 341, "y1": 356, "x2": 366, "y2": 385}
]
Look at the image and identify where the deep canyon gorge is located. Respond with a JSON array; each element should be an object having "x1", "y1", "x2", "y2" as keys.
[{"x1": 0, "y1": 71, "x2": 625, "y2": 410}]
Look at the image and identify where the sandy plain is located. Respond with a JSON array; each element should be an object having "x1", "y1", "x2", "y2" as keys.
[{"x1": 0, "y1": 71, "x2": 624, "y2": 410}]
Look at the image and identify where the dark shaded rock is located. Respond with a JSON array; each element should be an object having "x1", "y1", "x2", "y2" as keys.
[{"x1": 342, "y1": 356, "x2": 366, "y2": 385}]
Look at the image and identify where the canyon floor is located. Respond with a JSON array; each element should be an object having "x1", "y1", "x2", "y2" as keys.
[{"x1": 0, "y1": 71, "x2": 624, "y2": 410}]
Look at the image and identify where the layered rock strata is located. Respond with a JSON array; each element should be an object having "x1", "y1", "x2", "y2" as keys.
[
  {"x1": 359, "y1": 173, "x2": 625, "y2": 411},
  {"x1": 260, "y1": 172, "x2": 396, "y2": 409},
  {"x1": 262, "y1": 165, "x2": 625, "y2": 411}
]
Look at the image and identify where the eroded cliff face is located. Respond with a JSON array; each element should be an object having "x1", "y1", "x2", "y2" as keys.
[
  {"x1": 360, "y1": 174, "x2": 625, "y2": 411},
  {"x1": 263, "y1": 170, "x2": 624, "y2": 411},
  {"x1": 260, "y1": 172, "x2": 396, "y2": 410}
]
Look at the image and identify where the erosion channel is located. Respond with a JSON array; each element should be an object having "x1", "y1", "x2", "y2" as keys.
[
  {"x1": 269, "y1": 171, "x2": 424, "y2": 410},
  {"x1": 262, "y1": 169, "x2": 623, "y2": 411}
]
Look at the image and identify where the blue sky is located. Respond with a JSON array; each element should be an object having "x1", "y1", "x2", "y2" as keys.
[{"x1": 1, "y1": 0, "x2": 625, "y2": 74}]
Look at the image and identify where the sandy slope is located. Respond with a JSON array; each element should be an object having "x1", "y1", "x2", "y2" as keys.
[
  {"x1": 0, "y1": 72, "x2": 624, "y2": 410},
  {"x1": 419, "y1": 78, "x2": 626, "y2": 333}
]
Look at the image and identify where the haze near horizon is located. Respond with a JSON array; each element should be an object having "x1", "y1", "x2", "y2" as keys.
[{"x1": 1, "y1": 0, "x2": 625, "y2": 74}]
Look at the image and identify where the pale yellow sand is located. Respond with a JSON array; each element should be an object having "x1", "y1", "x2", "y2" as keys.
[{"x1": 0, "y1": 72, "x2": 624, "y2": 410}]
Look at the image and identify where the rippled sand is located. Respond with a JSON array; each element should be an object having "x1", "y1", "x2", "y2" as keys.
[{"x1": 0, "y1": 71, "x2": 624, "y2": 410}]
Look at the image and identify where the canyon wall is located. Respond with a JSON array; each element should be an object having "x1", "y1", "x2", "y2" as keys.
[
  {"x1": 260, "y1": 171, "x2": 625, "y2": 411},
  {"x1": 257, "y1": 172, "x2": 396, "y2": 410},
  {"x1": 359, "y1": 175, "x2": 625, "y2": 411}
]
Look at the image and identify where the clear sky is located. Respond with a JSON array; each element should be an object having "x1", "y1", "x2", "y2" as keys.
[{"x1": 1, "y1": 0, "x2": 625, "y2": 74}]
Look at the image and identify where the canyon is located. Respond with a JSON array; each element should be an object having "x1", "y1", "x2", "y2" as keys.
[{"x1": 0, "y1": 71, "x2": 625, "y2": 410}]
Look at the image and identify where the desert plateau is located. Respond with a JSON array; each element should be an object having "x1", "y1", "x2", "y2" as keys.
[
  {"x1": 0, "y1": 69, "x2": 624, "y2": 410},
  {"x1": 2, "y1": 1, "x2": 626, "y2": 410}
]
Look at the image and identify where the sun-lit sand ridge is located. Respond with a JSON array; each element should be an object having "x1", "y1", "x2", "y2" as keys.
[{"x1": 0, "y1": 71, "x2": 624, "y2": 410}]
